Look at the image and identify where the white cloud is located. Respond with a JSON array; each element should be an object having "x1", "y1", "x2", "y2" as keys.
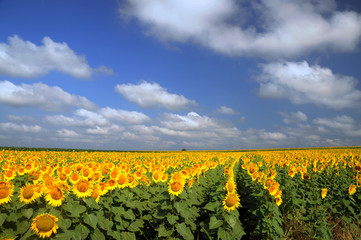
[
  {"x1": 313, "y1": 115, "x2": 361, "y2": 136},
  {"x1": 214, "y1": 106, "x2": 239, "y2": 115},
  {"x1": 280, "y1": 111, "x2": 308, "y2": 124},
  {"x1": 115, "y1": 80, "x2": 197, "y2": 110},
  {"x1": 257, "y1": 61, "x2": 361, "y2": 109},
  {"x1": 0, "y1": 35, "x2": 112, "y2": 79},
  {"x1": 0, "y1": 122, "x2": 42, "y2": 132},
  {"x1": 120, "y1": 0, "x2": 361, "y2": 58},
  {"x1": 0, "y1": 80, "x2": 97, "y2": 111},
  {"x1": 100, "y1": 107, "x2": 150, "y2": 124},
  {"x1": 160, "y1": 112, "x2": 217, "y2": 131},
  {"x1": 57, "y1": 129, "x2": 79, "y2": 137}
]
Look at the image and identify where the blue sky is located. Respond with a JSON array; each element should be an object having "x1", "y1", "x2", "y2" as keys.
[{"x1": 1, "y1": 0, "x2": 361, "y2": 150}]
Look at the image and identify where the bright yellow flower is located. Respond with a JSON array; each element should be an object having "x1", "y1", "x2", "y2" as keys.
[
  {"x1": 19, "y1": 183, "x2": 41, "y2": 204},
  {"x1": 321, "y1": 188, "x2": 328, "y2": 199},
  {"x1": 31, "y1": 214, "x2": 58, "y2": 238},
  {"x1": 168, "y1": 180, "x2": 184, "y2": 197},
  {"x1": 0, "y1": 181, "x2": 13, "y2": 205},
  {"x1": 73, "y1": 179, "x2": 93, "y2": 198},
  {"x1": 349, "y1": 185, "x2": 356, "y2": 195},
  {"x1": 223, "y1": 192, "x2": 240, "y2": 212}
]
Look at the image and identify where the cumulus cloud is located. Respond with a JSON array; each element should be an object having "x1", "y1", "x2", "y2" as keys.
[
  {"x1": 313, "y1": 115, "x2": 361, "y2": 136},
  {"x1": 0, "y1": 122, "x2": 42, "y2": 132},
  {"x1": 280, "y1": 111, "x2": 308, "y2": 124},
  {"x1": 57, "y1": 129, "x2": 79, "y2": 137},
  {"x1": 0, "y1": 35, "x2": 112, "y2": 79},
  {"x1": 100, "y1": 107, "x2": 150, "y2": 124},
  {"x1": 115, "y1": 80, "x2": 197, "y2": 110},
  {"x1": 45, "y1": 107, "x2": 150, "y2": 128},
  {"x1": 120, "y1": 0, "x2": 361, "y2": 58},
  {"x1": 0, "y1": 80, "x2": 97, "y2": 111},
  {"x1": 257, "y1": 61, "x2": 361, "y2": 109},
  {"x1": 214, "y1": 106, "x2": 239, "y2": 115}
]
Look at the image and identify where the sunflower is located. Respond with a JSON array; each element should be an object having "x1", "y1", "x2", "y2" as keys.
[
  {"x1": 321, "y1": 188, "x2": 328, "y2": 199},
  {"x1": 73, "y1": 179, "x2": 93, "y2": 198},
  {"x1": 168, "y1": 180, "x2": 184, "y2": 197},
  {"x1": 31, "y1": 213, "x2": 58, "y2": 238},
  {"x1": 19, "y1": 183, "x2": 41, "y2": 204},
  {"x1": 4, "y1": 170, "x2": 16, "y2": 181},
  {"x1": 223, "y1": 192, "x2": 240, "y2": 212},
  {"x1": 0, "y1": 181, "x2": 14, "y2": 205},
  {"x1": 152, "y1": 171, "x2": 161, "y2": 183},
  {"x1": 349, "y1": 184, "x2": 356, "y2": 195},
  {"x1": 117, "y1": 174, "x2": 128, "y2": 189},
  {"x1": 69, "y1": 172, "x2": 80, "y2": 184},
  {"x1": 90, "y1": 185, "x2": 100, "y2": 203},
  {"x1": 45, "y1": 185, "x2": 64, "y2": 207},
  {"x1": 160, "y1": 172, "x2": 168, "y2": 183},
  {"x1": 226, "y1": 178, "x2": 236, "y2": 193},
  {"x1": 275, "y1": 196, "x2": 282, "y2": 206},
  {"x1": 268, "y1": 182, "x2": 279, "y2": 196},
  {"x1": 107, "y1": 179, "x2": 117, "y2": 191}
]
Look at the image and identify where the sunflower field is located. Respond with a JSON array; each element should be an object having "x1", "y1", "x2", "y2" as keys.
[{"x1": 0, "y1": 147, "x2": 361, "y2": 239}]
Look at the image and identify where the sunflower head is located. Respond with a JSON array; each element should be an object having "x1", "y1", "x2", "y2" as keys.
[
  {"x1": 223, "y1": 192, "x2": 240, "y2": 212},
  {"x1": 168, "y1": 180, "x2": 184, "y2": 197},
  {"x1": 349, "y1": 184, "x2": 357, "y2": 195},
  {"x1": 226, "y1": 179, "x2": 236, "y2": 193},
  {"x1": 117, "y1": 174, "x2": 128, "y2": 189},
  {"x1": 321, "y1": 188, "x2": 328, "y2": 199},
  {"x1": 73, "y1": 179, "x2": 93, "y2": 198},
  {"x1": 45, "y1": 186, "x2": 64, "y2": 207},
  {"x1": 0, "y1": 181, "x2": 14, "y2": 205},
  {"x1": 19, "y1": 183, "x2": 41, "y2": 204},
  {"x1": 31, "y1": 214, "x2": 58, "y2": 238}
]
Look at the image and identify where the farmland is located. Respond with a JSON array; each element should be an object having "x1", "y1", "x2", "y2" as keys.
[{"x1": 1, "y1": 147, "x2": 361, "y2": 239}]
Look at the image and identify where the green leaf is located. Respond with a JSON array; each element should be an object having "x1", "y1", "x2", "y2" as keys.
[
  {"x1": 218, "y1": 227, "x2": 232, "y2": 240},
  {"x1": 16, "y1": 221, "x2": 31, "y2": 235},
  {"x1": 18, "y1": 228, "x2": 34, "y2": 240},
  {"x1": 209, "y1": 216, "x2": 223, "y2": 230},
  {"x1": 0, "y1": 213, "x2": 7, "y2": 226},
  {"x1": 22, "y1": 208, "x2": 34, "y2": 219},
  {"x1": 176, "y1": 223, "x2": 193, "y2": 240},
  {"x1": 128, "y1": 219, "x2": 144, "y2": 232},
  {"x1": 158, "y1": 223, "x2": 173, "y2": 237},
  {"x1": 167, "y1": 213, "x2": 179, "y2": 225},
  {"x1": 62, "y1": 202, "x2": 87, "y2": 217},
  {"x1": 75, "y1": 224, "x2": 90, "y2": 239},
  {"x1": 121, "y1": 232, "x2": 136, "y2": 240},
  {"x1": 84, "y1": 213, "x2": 98, "y2": 229},
  {"x1": 97, "y1": 214, "x2": 113, "y2": 231},
  {"x1": 108, "y1": 231, "x2": 122, "y2": 240},
  {"x1": 203, "y1": 201, "x2": 220, "y2": 212},
  {"x1": 123, "y1": 209, "x2": 136, "y2": 220},
  {"x1": 54, "y1": 232, "x2": 74, "y2": 240},
  {"x1": 91, "y1": 228, "x2": 105, "y2": 240},
  {"x1": 225, "y1": 215, "x2": 237, "y2": 228},
  {"x1": 58, "y1": 218, "x2": 72, "y2": 230},
  {"x1": 6, "y1": 212, "x2": 18, "y2": 222},
  {"x1": 83, "y1": 198, "x2": 100, "y2": 209}
]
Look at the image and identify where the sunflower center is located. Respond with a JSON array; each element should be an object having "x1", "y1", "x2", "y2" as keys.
[
  {"x1": 36, "y1": 215, "x2": 55, "y2": 232},
  {"x1": 51, "y1": 189, "x2": 62, "y2": 200},
  {"x1": 23, "y1": 187, "x2": 35, "y2": 199},
  {"x1": 225, "y1": 194, "x2": 238, "y2": 208},
  {"x1": 171, "y1": 182, "x2": 182, "y2": 192},
  {"x1": 153, "y1": 172, "x2": 159, "y2": 180},
  {"x1": 77, "y1": 182, "x2": 88, "y2": 192},
  {"x1": 0, "y1": 188, "x2": 9, "y2": 199}
]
